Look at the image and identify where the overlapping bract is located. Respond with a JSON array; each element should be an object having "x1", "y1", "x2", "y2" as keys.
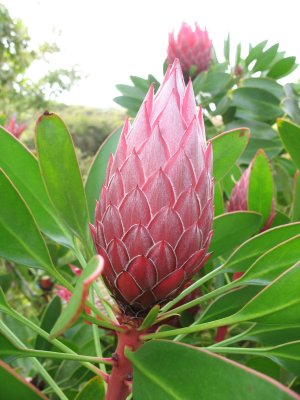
[
  {"x1": 91, "y1": 60, "x2": 213, "y2": 315},
  {"x1": 168, "y1": 23, "x2": 212, "y2": 81}
]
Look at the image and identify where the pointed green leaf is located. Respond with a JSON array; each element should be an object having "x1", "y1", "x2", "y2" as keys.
[
  {"x1": 35, "y1": 113, "x2": 90, "y2": 244},
  {"x1": 0, "y1": 287, "x2": 11, "y2": 313},
  {"x1": 224, "y1": 223, "x2": 300, "y2": 272},
  {"x1": 0, "y1": 360, "x2": 48, "y2": 399},
  {"x1": 223, "y1": 33, "x2": 230, "y2": 62},
  {"x1": 238, "y1": 235, "x2": 300, "y2": 285},
  {"x1": 85, "y1": 126, "x2": 122, "y2": 220},
  {"x1": 248, "y1": 150, "x2": 273, "y2": 226},
  {"x1": 278, "y1": 119, "x2": 300, "y2": 169},
  {"x1": 235, "y1": 262, "x2": 300, "y2": 325},
  {"x1": 35, "y1": 296, "x2": 62, "y2": 351},
  {"x1": 245, "y1": 40, "x2": 268, "y2": 67},
  {"x1": 267, "y1": 57, "x2": 297, "y2": 79},
  {"x1": 209, "y1": 211, "x2": 262, "y2": 259},
  {"x1": 213, "y1": 182, "x2": 224, "y2": 216},
  {"x1": 292, "y1": 171, "x2": 300, "y2": 222},
  {"x1": 0, "y1": 126, "x2": 71, "y2": 247},
  {"x1": 0, "y1": 170, "x2": 54, "y2": 272},
  {"x1": 75, "y1": 376, "x2": 105, "y2": 400},
  {"x1": 50, "y1": 255, "x2": 104, "y2": 338},
  {"x1": 139, "y1": 305, "x2": 160, "y2": 331},
  {"x1": 211, "y1": 128, "x2": 250, "y2": 182},
  {"x1": 252, "y1": 44, "x2": 279, "y2": 72},
  {"x1": 126, "y1": 341, "x2": 299, "y2": 400}
]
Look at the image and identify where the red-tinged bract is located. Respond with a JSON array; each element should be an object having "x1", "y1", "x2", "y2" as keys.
[
  {"x1": 91, "y1": 60, "x2": 214, "y2": 315},
  {"x1": 228, "y1": 157, "x2": 275, "y2": 232},
  {"x1": 168, "y1": 23, "x2": 212, "y2": 81},
  {"x1": 5, "y1": 115, "x2": 27, "y2": 138}
]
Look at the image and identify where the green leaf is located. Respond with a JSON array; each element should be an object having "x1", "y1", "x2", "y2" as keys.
[
  {"x1": 138, "y1": 305, "x2": 160, "y2": 331},
  {"x1": 201, "y1": 71, "x2": 233, "y2": 95},
  {"x1": 116, "y1": 84, "x2": 145, "y2": 99},
  {"x1": 127, "y1": 340, "x2": 299, "y2": 400},
  {"x1": 278, "y1": 119, "x2": 300, "y2": 169},
  {"x1": 200, "y1": 286, "x2": 261, "y2": 323},
  {"x1": 211, "y1": 128, "x2": 250, "y2": 182},
  {"x1": 242, "y1": 78, "x2": 283, "y2": 100},
  {"x1": 213, "y1": 182, "x2": 224, "y2": 216},
  {"x1": 224, "y1": 222, "x2": 300, "y2": 272},
  {"x1": 248, "y1": 150, "x2": 273, "y2": 226},
  {"x1": 223, "y1": 33, "x2": 230, "y2": 62},
  {"x1": 209, "y1": 211, "x2": 262, "y2": 259},
  {"x1": 50, "y1": 255, "x2": 104, "y2": 338},
  {"x1": 113, "y1": 96, "x2": 141, "y2": 116},
  {"x1": 0, "y1": 170, "x2": 54, "y2": 272},
  {"x1": 0, "y1": 126, "x2": 71, "y2": 247},
  {"x1": 0, "y1": 360, "x2": 48, "y2": 399},
  {"x1": 267, "y1": 57, "x2": 297, "y2": 79},
  {"x1": 292, "y1": 171, "x2": 300, "y2": 222},
  {"x1": 0, "y1": 287, "x2": 11, "y2": 313},
  {"x1": 35, "y1": 112, "x2": 90, "y2": 243},
  {"x1": 75, "y1": 376, "x2": 105, "y2": 400},
  {"x1": 130, "y1": 75, "x2": 150, "y2": 91},
  {"x1": 252, "y1": 44, "x2": 279, "y2": 72},
  {"x1": 238, "y1": 234, "x2": 300, "y2": 285},
  {"x1": 245, "y1": 324, "x2": 300, "y2": 346},
  {"x1": 245, "y1": 40, "x2": 268, "y2": 67},
  {"x1": 35, "y1": 296, "x2": 62, "y2": 351},
  {"x1": 221, "y1": 164, "x2": 242, "y2": 198},
  {"x1": 232, "y1": 87, "x2": 282, "y2": 122},
  {"x1": 235, "y1": 261, "x2": 300, "y2": 325},
  {"x1": 85, "y1": 126, "x2": 122, "y2": 220}
]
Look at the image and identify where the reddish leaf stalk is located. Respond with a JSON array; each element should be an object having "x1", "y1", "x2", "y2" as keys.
[{"x1": 106, "y1": 321, "x2": 143, "y2": 400}]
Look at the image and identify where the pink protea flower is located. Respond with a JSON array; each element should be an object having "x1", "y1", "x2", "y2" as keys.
[
  {"x1": 168, "y1": 23, "x2": 212, "y2": 81},
  {"x1": 90, "y1": 60, "x2": 214, "y2": 316},
  {"x1": 227, "y1": 154, "x2": 275, "y2": 232},
  {"x1": 5, "y1": 115, "x2": 27, "y2": 138}
]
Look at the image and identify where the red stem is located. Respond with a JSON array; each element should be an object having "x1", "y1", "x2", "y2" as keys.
[{"x1": 105, "y1": 323, "x2": 143, "y2": 400}]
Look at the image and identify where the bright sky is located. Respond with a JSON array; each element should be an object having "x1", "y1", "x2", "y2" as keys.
[{"x1": 5, "y1": 0, "x2": 300, "y2": 109}]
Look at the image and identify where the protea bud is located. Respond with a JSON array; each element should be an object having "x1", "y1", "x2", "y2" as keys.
[
  {"x1": 91, "y1": 60, "x2": 213, "y2": 316},
  {"x1": 227, "y1": 154, "x2": 275, "y2": 232},
  {"x1": 167, "y1": 23, "x2": 212, "y2": 82},
  {"x1": 5, "y1": 115, "x2": 27, "y2": 138}
]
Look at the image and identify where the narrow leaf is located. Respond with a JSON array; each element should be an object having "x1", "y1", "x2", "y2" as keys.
[
  {"x1": 278, "y1": 119, "x2": 300, "y2": 169},
  {"x1": 292, "y1": 171, "x2": 300, "y2": 222},
  {"x1": 50, "y1": 255, "x2": 104, "y2": 338},
  {"x1": 35, "y1": 112, "x2": 90, "y2": 243}
]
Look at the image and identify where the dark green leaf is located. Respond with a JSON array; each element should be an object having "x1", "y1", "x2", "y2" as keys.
[
  {"x1": 214, "y1": 182, "x2": 224, "y2": 216},
  {"x1": 242, "y1": 78, "x2": 283, "y2": 100},
  {"x1": 0, "y1": 360, "x2": 48, "y2": 399},
  {"x1": 248, "y1": 150, "x2": 273, "y2": 226},
  {"x1": 245, "y1": 40, "x2": 268, "y2": 67},
  {"x1": 211, "y1": 128, "x2": 250, "y2": 182},
  {"x1": 75, "y1": 376, "x2": 105, "y2": 400},
  {"x1": 252, "y1": 44, "x2": 279, "y2": 72},
  {"x1": 232, "y1": 87, "x2": 282, "y2": 122},
  {"x1": 35, "y1": 113, "x2": 90, "y2": 243},
  {"x1": 267, "y1": 57, "x2": 297, "y2": 79},
  {"x1": 221, "y1": 164, "x2": 241, "y2": 198},
  {"x1": 292, "y1": 171, "x2": 300, "y2": 222},
  {"x1": 113, "y1": 96, "x2": 141, "y2": 116},
  {"x1": 0, "y1": 126, "x2": 71, "y2": 247},
  {"x1": 115, "y1": 84, "x2": 145, "y2": 99},
  {"x1": 278, "y1": 119, "x2": 300, "y2": 169},
  {"x1": 127, "y1": 340, "x2": 298, "y2": 400},
  {"x1": 0, "y1": 171, "x2": 54, "y2": 272},
  {"x1": 138, "y1": 305, "x2": 160, "y2": 331},
  {"x1": 209, "y1": 211, "x2": 262, "y2": 259},
  {"x1": 224, "y1": 223, "x2": 300, "y2": 272},
  {"x1": 35, "y1": 296, "x2": 62, "y2": 351},
  {"x1": 50, "y1": 255, "x2": 104, "y2": 338},
  {"x1": 85, "y1": 126, "x2": 122, "y2": 220}
]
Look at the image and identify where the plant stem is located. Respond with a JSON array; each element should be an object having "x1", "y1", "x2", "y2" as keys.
[
  {"x1": 8, "y1": 309, "x2": 109, "y2": 382},
  {"x1": 160, "y1": 265, "x2": 225, "y2": 313},
  {"x1": 106, "y1": 324, "x2": 143, "y2": 400},
  {"x1": 90, "y1": 289, "x2": 107, "y2": 374}
]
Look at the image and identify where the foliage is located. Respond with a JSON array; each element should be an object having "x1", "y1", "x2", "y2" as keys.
[
  {"x1": 0, "y1": 3, "x2": 80, "y2": 114},
  {"x1": 1, "y1": 27, "x2": 300, "y2": 400}
]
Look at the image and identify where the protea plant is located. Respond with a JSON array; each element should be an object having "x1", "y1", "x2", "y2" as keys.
[
  {"x1": 90, "y1": 59, "x2": 214, "y2": 318},
  {"x1": 167, "y1": 23, "x2": 212, "y2": 81},
  {"x1": 227, "y1": 153, "x2": 275, "y2": 231}
]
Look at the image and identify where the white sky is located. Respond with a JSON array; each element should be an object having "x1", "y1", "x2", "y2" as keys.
[{"x1": 4, "y1": 0, "x2": 300, "y2": 109}]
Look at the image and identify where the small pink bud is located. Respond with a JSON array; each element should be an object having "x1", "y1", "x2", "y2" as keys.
[
  {"x1": 167, "y1": 23, "x2": 212, "y2": 81},
  {"x1": 91, "y1": 60, "x2": 214, "y2": 315},
  {"x1": 5, "y1": 115, "x2": 27, "y2": 138}
]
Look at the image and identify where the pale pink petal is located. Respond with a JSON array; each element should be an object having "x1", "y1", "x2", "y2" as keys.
[{"x1": 119, "y1": 187, "x2": 151, "y2": 231}]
